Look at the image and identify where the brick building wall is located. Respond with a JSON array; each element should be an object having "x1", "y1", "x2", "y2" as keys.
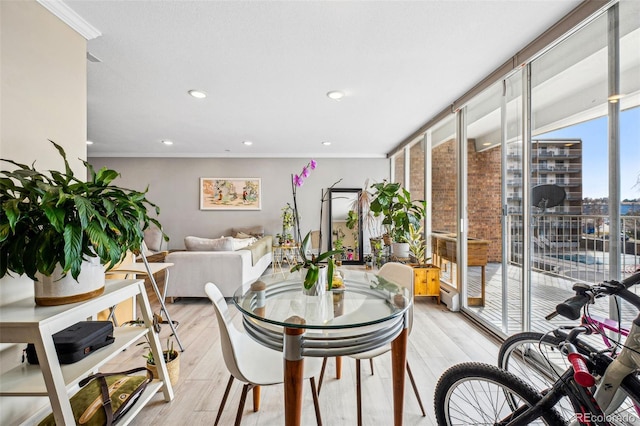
[
  {"x1": 394, "y1": 152, "x2": 404, "y2": 185},
  {"x1": 409, "y1": 141, "x2": 425, "y2": 201},
  {"x1": 432, "y1": 139, "x2": 502, "y2": 262}
]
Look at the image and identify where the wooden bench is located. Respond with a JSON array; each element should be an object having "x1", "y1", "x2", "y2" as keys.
[{"x1": 431, "y1": 233, "x2": 490, "y2": 306}]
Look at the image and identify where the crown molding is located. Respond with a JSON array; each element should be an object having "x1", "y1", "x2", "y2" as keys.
[{"x1": 37, "y1": 0, "x2": 101, "y2": 40}]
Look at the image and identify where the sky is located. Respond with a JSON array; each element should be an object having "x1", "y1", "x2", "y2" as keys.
[{"x1": 539, "y1": 107, "x2": 640, "y2": 200}]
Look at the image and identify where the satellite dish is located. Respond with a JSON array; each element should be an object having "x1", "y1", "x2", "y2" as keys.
[{"x1": 532, "y1": 184, "x2": 566, "y2": 211}]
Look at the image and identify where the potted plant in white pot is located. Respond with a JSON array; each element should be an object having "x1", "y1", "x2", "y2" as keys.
[
  {"x1": 370, "y1": 180, "x2": 426, "y2": 259},
  {"x1": 0, "y1": 140, "x2": 166, "y2": 305}
]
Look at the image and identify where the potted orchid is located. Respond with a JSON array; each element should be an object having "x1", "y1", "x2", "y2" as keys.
[{"x1": 288, "y1": 160, "x2": 342, "y2": 292}]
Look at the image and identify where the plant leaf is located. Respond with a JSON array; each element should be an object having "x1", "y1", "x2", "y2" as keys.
[
  {"x1": 63, "y1": 223, "x2": 83, "y2": 279},
  {"x1": 303, "y1": 264, "x2": 318, "y2": 289}
]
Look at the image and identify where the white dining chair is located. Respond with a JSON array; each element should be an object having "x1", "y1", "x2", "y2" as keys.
[
  {"x1": 204, "y1": 282, "x2": 323, "y2": 426},
  {"x1": 318, "y1": 262, "x2": 426, "y2": 425}
]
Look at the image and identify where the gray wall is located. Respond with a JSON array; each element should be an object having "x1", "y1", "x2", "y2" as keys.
[{"x1": 89, "y1": 157, "x2": 389, "y2": 251}]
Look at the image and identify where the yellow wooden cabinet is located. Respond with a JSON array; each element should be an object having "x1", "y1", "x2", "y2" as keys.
[{"x1": 413, "y1": 265, "x2": 440, "y2": 303}]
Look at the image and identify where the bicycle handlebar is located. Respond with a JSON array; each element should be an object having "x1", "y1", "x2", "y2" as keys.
[
  {"x1": 565, "y1": 346, "x2": 596, "y2": 387},
  {"x1": 555, "y1": 294, "x2": 590, "y2": 321},
  {"x1": 548, "y1": 271, "x2": 640, "y2": 321}
]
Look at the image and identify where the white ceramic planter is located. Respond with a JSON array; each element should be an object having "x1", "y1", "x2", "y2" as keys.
[
  {"x1": 302, "y1": 265, "x2": 327, "y2": 296},
  {"x1": 34, "y1": 257, "x2": 105, "y2": 306},
  {"x1": 391, "y1": 242, "x2": 410, "y2": 258}
]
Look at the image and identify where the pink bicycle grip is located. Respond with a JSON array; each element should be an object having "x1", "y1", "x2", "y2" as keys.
[{"x1": 568, "y1": 352, "x2": 595, "y2": 387}]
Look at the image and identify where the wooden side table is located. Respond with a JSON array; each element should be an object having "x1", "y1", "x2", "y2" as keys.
[{"x1": 272, "y1": 244, "x2": 300, "y2": 274}]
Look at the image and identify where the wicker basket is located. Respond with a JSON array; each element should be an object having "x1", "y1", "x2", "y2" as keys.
[{"x1": 147, "y1": 351, "x2": 180, "y2": 386}]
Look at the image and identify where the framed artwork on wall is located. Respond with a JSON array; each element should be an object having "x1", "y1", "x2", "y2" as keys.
[{"x1": 200, "y1": 178, "x2": 262, "y2": 210}]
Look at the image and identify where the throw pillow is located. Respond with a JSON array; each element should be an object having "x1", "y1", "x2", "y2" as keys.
[
  {"x1": 232, "y1": 226, "x2": 264, "y2": 238},
  {"x1": 235, "y1": 231, "x2": 254, "y2": 239},
  {"x1": 184, "y1": 236, "x2": 234, "y2": 251}
]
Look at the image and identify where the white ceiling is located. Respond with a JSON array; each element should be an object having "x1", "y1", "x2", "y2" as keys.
[{"x1": 63, "y1": 0, "x2": 583, "y2": 158}]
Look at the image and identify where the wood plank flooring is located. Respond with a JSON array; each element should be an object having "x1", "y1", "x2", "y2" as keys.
[{"x1": 104, "y1": 274, "x2": 501, "y2": 426}]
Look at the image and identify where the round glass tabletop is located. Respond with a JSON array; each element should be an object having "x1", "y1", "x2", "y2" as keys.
[{"x1": 233, "y1": 269, "x2": 411, "y2": 330}]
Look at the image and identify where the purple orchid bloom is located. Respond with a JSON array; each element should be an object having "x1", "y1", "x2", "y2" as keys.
[
  {"x1": 310, "y1": 159, "x2": 317, "y2": 169},
  {"x1": 301, "y1": 166, "x2": 310, "y2": 178},
  {"x1": 294, "y1": 174, "x2": 304, "y2": 187}
]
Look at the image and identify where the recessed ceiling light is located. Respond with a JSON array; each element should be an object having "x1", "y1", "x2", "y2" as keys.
[
  {"x1": 322, "y1": 141, "x2": 332, "y2": 146},
  {"x1": 326, "y1": 91, "x2": 345, "y2": 101},
  {"x1": 482, "y1": 142, "x2": 491, "y2": 146},
  {"x1": 188, "y1": 90, "x2": 207, "y2": 99},
  {"x1": 86, "y1": 140, "x2": 94, "y2": 145},
  {"x1": 242, "y1": 140, "x2": 253, "y2": 146},
  {"x1": 161, "y1": 140, "x2": 173, "y2": 145},
  {"x1": 565, "y1": 143, "x2": 574, "y2": 147}
]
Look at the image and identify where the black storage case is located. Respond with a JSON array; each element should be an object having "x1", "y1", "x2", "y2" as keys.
[{"x1": 26, "y1": 321, "x2": 115, "y2": 365}]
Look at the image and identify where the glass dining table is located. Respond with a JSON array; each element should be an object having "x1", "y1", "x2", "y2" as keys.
[{"x1": 233, "y1": 269, "x2": 412, "y2": 426}]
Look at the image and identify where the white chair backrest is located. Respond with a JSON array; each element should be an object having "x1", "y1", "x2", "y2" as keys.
[
  {"x1": 204, "y1": 282, "x2": 248, "y2": 382},
  {"x1": 377, "y1": 262, "x2": 414, "y2": 332}
]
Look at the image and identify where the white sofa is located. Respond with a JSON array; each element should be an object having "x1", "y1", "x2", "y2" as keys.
[{"x1": 165, "y1": 235, "x2": 272, "y2": 298}]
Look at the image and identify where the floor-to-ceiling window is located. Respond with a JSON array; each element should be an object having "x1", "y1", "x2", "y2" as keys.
[
  {"x1": 462, "y1": 80, "x2": 507, "y2": 332},
  {"x1": 394, "y1": 1, "x2": 639, "y2": 336},
  {"x1": 428, "y1": 115, "x2": 457, "y2": 301}
]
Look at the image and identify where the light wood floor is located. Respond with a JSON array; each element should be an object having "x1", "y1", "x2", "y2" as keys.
[{"x1": 104, "y1": 281, "x2": 501, "y2": 426}]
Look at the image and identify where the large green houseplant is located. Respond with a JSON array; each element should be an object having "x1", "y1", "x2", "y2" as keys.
[
  {"x1": 370, "y1": 181, "x2": 427, "y2": 242},
  {"x1": 0, "y1": 141, "x2": 165, "y2": 304},
  {"x1": 369, "y1": 181, "x2": 426, "y2": 245}
]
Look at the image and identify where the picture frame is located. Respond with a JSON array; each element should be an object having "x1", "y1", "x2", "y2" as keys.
[{"x1": 200, "y1": 177, "x2": 262, "y2": 210}]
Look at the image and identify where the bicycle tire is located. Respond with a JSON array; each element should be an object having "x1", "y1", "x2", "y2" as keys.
[
  {"x1": 434, "y1": 361, "x2": 565, "y2": 425},
  {"x1": 499, "y1": 331, "x2": 640, "y2": 424}
]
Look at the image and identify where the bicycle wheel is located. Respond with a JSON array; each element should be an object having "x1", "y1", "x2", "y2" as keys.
[
  {"x1": 434, "y1": 362, "x2": 565, "y2": 425},
  {"x1": 499, "y1": 331, "x2": 640, "y2": 424}
]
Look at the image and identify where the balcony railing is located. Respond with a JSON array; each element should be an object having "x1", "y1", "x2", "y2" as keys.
[{"x1": 507, "y1": 214, "x2": 640, "y2": 285}]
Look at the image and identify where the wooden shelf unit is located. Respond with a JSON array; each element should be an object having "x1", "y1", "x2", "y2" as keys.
[{"x1": 0, "y1": 279, "x2": 174, "y2": 425}]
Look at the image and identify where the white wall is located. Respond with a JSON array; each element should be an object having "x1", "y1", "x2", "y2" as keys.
[
  {"x1": 0, "y1": 1, "x2": 88, "y2": 421},
  {"x1": 88, "y1": 157, "x2": 389, "y2": 251}
]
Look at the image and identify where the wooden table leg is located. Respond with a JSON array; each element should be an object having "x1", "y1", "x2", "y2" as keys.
[
  {"x1": 336, "y1": 356, "x2": 342, "y2": 379},
  {"x1": 253, "y1": 386, "x2": 261, "y2": 411},
  {"x1": 284, "y1": 326, "x2": 305, "y2": 426},
  {"x1": 390, "y1": 328, "x2": 408, "y2": 426}
]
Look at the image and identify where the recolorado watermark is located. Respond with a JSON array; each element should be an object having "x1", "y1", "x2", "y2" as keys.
[{"x1": 576, "y1": 412, "x2": 639, "y2": 423}]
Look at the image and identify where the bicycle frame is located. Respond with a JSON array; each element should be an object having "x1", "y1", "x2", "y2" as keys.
[
  {"x1": 582, "y1": 313, "x2": 629, "y2": 351},
  {"x1": 594, "y1": 319, "x2": 640, "y2": 416}
]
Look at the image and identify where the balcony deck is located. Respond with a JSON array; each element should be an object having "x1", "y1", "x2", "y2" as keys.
[{"x1": 441, "y1": 249, "x2": 640, "y2": 337}]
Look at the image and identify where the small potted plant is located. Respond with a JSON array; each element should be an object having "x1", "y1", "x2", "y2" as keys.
[
  {"x1": 281, "y1": 204, "x2": 294, "y2": 237},
  {"x1": 364, "y1": 254, "x2": 373, "y2": 269},
  {"x1": 143, "y1": 336, "x2": 180, "y2": 387},
  {"x1": 0, "y1": 140, "x2": 166, "y2": 305},
  {"x1": 407, "y1": 224, "x2": 430, "y2": 266}
]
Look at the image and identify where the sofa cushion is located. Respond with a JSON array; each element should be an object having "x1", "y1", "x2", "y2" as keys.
[
  {"x1": 231, "y1": 237, "x2": 256, "y2": 250},
  {"x1": 184, "y1": 236, "x2": 234, "y2": 251},
  {"x1": 143, "y1": 226, "x2": 165, "y2": 252},
  {"x1": 232, "y1": 226, "x2": 264, "y2": 238}
]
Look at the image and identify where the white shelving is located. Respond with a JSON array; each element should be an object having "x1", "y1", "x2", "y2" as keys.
[{"x1": 0, "y1": 279, "x2": 174, "y2": 425}]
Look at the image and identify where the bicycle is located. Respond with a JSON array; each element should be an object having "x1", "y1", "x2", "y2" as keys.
[
  {"x1": 434, "y1": 271, "x2": 640, "y2": 425},
  {"x1": 498, "y1": 287, "x2": 632, "y2": 420}
]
